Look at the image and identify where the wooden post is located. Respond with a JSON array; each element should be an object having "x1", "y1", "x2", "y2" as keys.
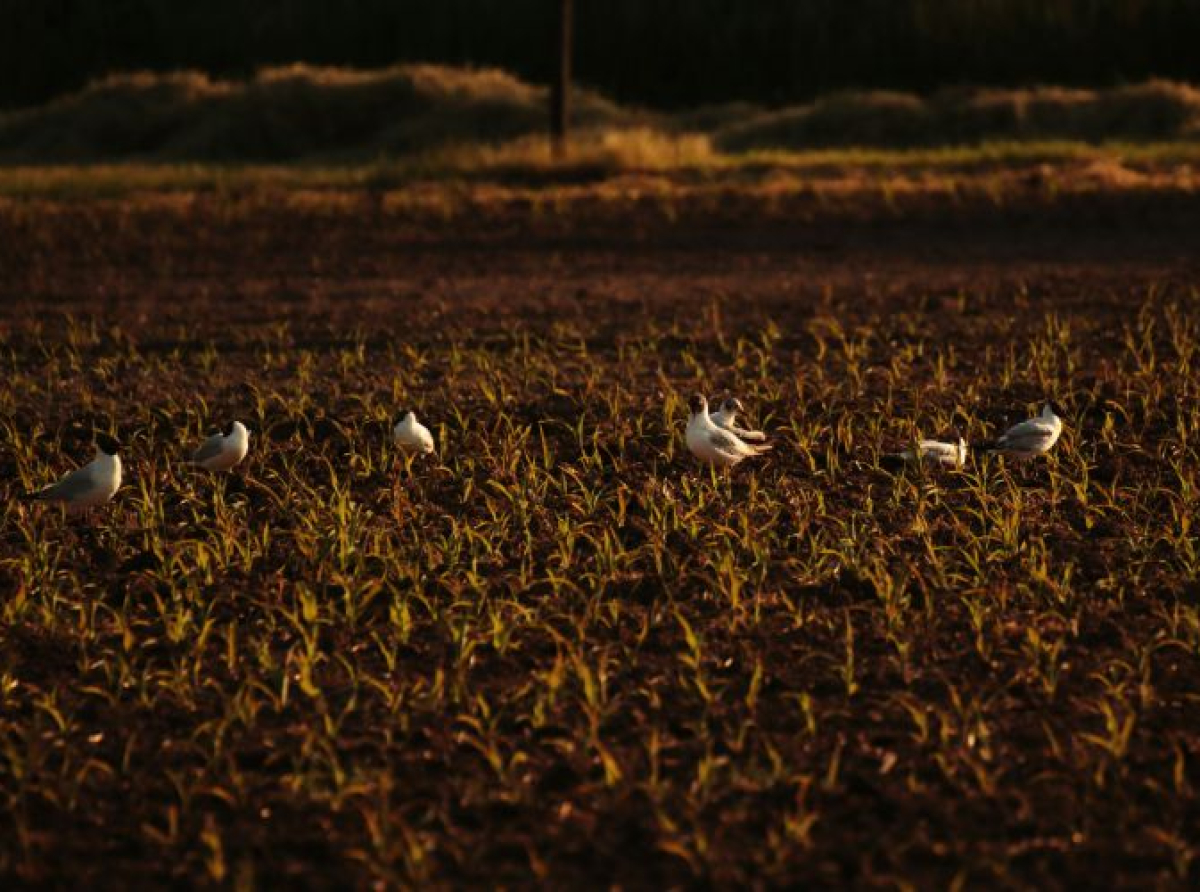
[{"x1": 550, "y1": 0, "x2": 573, "y2": 159}]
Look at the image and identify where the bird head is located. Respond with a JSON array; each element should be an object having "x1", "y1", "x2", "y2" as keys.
[
  {"x1": 688, "y1": 394, "x2": 707, "y2": 415},
  {"x1": 721, "y1": 397, "x2": 744, "y2": 415},
  {"x1": 221, "y1": 421, "x2": 236, "y2": 437},
  {"x1": 96, "y1": 433, "x2": 121, "y2": 456}
]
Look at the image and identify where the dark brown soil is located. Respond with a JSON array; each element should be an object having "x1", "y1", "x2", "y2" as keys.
[{"x1": 1, "y1": 180, "x2": 1198, "y2": 889}]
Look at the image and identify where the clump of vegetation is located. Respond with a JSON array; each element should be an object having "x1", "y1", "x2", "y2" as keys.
[
  {"x1": 715, "y1": 80, "x2": 1200, "y2": 150},
  {"x1": 0, "y1": 63, "x2": 636, "y2": 162},
  {"x1": 2, "y1": 65, "x2": 1200, "y2": 165}
]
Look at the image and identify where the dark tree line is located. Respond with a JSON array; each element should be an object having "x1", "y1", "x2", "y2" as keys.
[{"x1": 4, "y1": 0, "x2": 1200, "y2": 110}]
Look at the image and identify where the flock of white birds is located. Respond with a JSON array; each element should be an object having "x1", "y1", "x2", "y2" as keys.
[
  {"x1": 687, "y1": 395, "x2": 1063, "y2": 470},
  {"x1": 23, "y1": 398, "x2": 1064, "y2": 513},
  {"x1": 24, "y1": 411, "x2": 433, "y2": 514}
]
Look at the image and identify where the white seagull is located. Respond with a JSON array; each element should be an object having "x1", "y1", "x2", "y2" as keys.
[
  {"x1": 989, "y1": 403, "x2": 1064, "y2": 459},
  {"x1": 28, "y1": 433, "x2": 123, "y2": 510},
  {"x1": 191, "y1": 420, "x2": 250, "y2": 471},
  {"x1": 887, "y1": 435, "x2": 968, "y2": 469},
  {"x1": 709, "y1": 396, "x2": 767, "y2": 444},
  {"x1": 686, "y1": 394, "x2": 771, "y2": 468},
  {"x1": 393, "y1": 411, "x2": 435, "y2": 455}
]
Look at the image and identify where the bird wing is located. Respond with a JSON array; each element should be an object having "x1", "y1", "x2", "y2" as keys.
[
  {"x1": 36, "y1": 466, "x2": 96, "y2": 502},
  {"x1": 729, "y1": 425, "x2": 767, "y2": 443},
  {"x1": 707, "y1": 427, "x2": 758, "y2": 457},
  {"x1": 996, "y1": 418, "x2": 1056, "y2": 448},
  {"x1": 919, "y1": 439, "x2": 955, "y2": 457},
  {"x1": 192, "y1": 433, "x2": 226, "y2": 464},
  {"x1": 712, "y1": 411, "x2": 767, "y2": 444}
]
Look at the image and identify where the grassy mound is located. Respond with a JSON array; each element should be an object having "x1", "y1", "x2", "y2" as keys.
[
  {"x1": 2, "y1": 65, "x2": 1199, "y2": 164},
  {"x1": 0, "y1": 63, "x2": 634, "y2": 163},
  {"x1": 715, "y1": 81, "x2": 1200, "y2": 151}
]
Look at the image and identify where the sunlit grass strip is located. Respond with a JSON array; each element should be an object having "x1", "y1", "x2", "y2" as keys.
[{"x1": 1, "y1": 138, "x2": 1199, "y2": 199}]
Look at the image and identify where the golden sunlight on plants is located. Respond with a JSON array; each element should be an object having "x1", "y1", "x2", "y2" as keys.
[{"x1": 1, "y1": 184, "x2": 1198, "y2": 886}]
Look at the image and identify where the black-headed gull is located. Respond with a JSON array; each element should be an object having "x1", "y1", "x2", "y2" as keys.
[
  {"x1": 887, "y1": 434, "x2": 968, "y2": 469},
  {"x1": 191, "y1": 421, "x2": 250, "y2": 471},
  {"x1": 686, "y1": 394, "x2": 771, "y2": 468},
  {"x1": 29, "y1": 433, "x2": 122, "y2": 509},
  {"x1": 989, "y1": 403, "x2": 1064, "y2": 459},
  {"x1": 393, "y1": 411, "x2": 435, "y2": 454},
  {"x1": 709, "y1": 396, "x2": 767, "y2": 444}
]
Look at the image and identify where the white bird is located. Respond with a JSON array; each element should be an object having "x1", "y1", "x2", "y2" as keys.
[
  {"x1": 686, "y1": 394, "x2": 771, "y2": 468},
  {"x1": 393, "y1": 411, "x2": 435, "y2": 455},
  {"x1": 887, "y1": 435, "x2": 968, "y2": 469},
  {"x1": 191, "y1": 420, "x2": 250, "y2": 471},
  {"x1": 709, "y1": 396, "x2": 767, "y2": 444},
  {"x1": 989, "y1": 403, "x2": 1064, "y2": 459},
  {"x1": 28, "y1": 433, "x2": 123, "y2": 510}
]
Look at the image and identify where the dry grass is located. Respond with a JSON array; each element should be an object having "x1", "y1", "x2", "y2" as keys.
[
  {"x1": 1, "y1": 139, "x2": 1199, "y2": 210},
  {"x1": 0, "y1": 63, "x2": 637, "y2": 163},
  {"x1": 718, "y1": 80, "x2": 1200, "y2": 150},
  {"x1": 3, "y1": 65, "x2": 1200, "y2": 166}
]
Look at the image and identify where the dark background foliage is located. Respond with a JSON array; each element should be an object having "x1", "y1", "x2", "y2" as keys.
[{"x1": 5, "y1": 0, "x2": 1200, "y2": 111}]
